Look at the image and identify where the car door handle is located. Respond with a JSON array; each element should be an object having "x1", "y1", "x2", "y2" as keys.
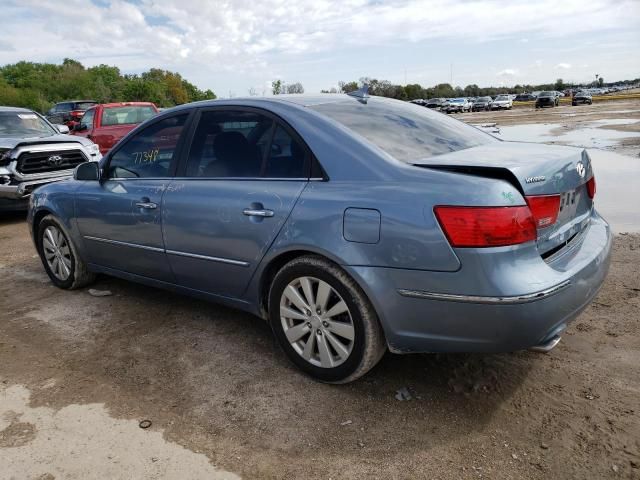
[
  {"x1": 243, "y1": 208, "x2": 274, "y2": 218},
  {"x1": 136, "y1": 201, "x2": 157, "y2": 210}
]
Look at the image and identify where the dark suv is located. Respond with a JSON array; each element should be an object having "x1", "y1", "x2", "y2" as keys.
[
  {"x1": 535, "y1": 91, "x2": 559, "y2": 109},
  {"x1": 45, "y1": 100, "x2": 98, "y2": 129}
]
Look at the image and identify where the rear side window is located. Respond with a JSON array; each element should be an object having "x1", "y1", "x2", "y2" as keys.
[
  {"x1": 107, "y1": 114, "x2": 187, "y2": 179},
  {"x1": 311, "y1": 98, "x2": 493, "y2": 162},
  {"x1": 101, "y1": 106, "x2": 157, "y2": 126},
  {"x1": 55, "y1": 103, "x2": 73, "y2": 112},
  {"x1": 185, "y1": 110, "x2": 308, "y2": 178}
]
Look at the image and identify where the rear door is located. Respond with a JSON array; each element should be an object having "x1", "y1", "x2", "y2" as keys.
[
  {"x1": 75, "y1": 112, "x2": 191, "y2": 282},
  {"x1": 162, "y1": 107, "x2": 310, "y2": 298}
]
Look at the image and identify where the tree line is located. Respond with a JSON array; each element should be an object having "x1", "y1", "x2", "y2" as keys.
[
  {"x1": 0, "y1": 58, "x2": 216, "y2": 112},
  {"x1": 321, "y1": 76, "x2": 639, "y2": 100}
]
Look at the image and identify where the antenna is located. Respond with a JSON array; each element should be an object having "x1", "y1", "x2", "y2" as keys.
[{"x1": 347, "y1": 84, "x2": 370, "y2": 104}]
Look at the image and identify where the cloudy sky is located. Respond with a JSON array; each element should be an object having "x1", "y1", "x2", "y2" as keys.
[{"x1": 1, "y1": 0, "x2": 639, "y2": 95}]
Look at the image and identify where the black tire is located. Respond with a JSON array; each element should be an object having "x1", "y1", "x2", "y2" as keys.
[
  {"x1": 268, "y1": 255, "x2": 386, "y2": 383},
  {"x1": 37, "y1": 214, "x2": 95, "y2": 289}
]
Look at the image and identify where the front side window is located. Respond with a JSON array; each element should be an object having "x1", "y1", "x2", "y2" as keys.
[
  {"x1": 185, "y1": 110, "x2": 308, "y2": 178},
  {"x1": 312, "y1": 97, "x2": 494, "y2": 163},
  {"x1": 101, "y1": 106, "x2": 157, "y2": 126},
  {"x1": 80, "y1": 108, "x2": 95, "y2": 129},
  {"x1": 107, "y1": 114, "x2": 187, "y2": 179}
]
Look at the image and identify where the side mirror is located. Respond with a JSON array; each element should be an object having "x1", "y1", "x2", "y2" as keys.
[
  {"x1": 74, "y1": 123, "x2": 86, "y2": 132},
  {"x1": 74, "y1": 161, "x2": 100, "y2": 181},
  {"x1": 56, "y1": 124, "x2": 70, "y2": 134}
]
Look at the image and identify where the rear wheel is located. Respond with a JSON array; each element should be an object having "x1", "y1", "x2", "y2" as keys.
[
  {"x1": 37, "y1": 215, "x2": 95, "y2": 289},
  {"x1": 269, "y1": 256, "x2": 386, "y2": 383}
]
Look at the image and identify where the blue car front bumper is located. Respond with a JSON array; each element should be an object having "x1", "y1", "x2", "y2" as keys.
[{"x1": 347, "y1": 210, "x2": 612, "y2": 353}]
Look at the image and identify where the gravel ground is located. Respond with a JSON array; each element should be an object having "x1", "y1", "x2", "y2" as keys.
[{"x1": 1, "y1": 103, "x2": 639, "y2": 480}]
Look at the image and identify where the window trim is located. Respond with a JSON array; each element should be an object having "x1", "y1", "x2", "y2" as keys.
[
  {"x1": 102, "y1": 110, "x2": 195, "y2": 181},
  {"x1": 175, "y1": 105, "x2": 319, "y2": 181}
]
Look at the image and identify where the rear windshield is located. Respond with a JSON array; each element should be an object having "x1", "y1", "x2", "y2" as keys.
[
  {"x1": 101, "y1": 106, "x2": 157, "y2": 126},
  {"x1": 311, "y1": 98, "x2": 494, "y2": 162},
  {"x1": 0, "y1": 111, "x2": 56, "y2": 138},
  {"x1": 74, "y1": 102, "x2": 97, "y2": 110}
]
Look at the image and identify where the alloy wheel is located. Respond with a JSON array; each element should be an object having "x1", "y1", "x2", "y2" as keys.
[
  {"x1": 279, "y1": 276, "x2": 355, "y2": 368},
  {"x1": 42, "y1": 225, "x2": 72, "y2": 281}
]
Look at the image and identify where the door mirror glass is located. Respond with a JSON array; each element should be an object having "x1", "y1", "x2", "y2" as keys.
[
  {"x1": 74, "y1": 161, "x2": 100, "y2": 181},
  {"x1": 74, "y1": 123, "x2": 86, "y2": 131}
]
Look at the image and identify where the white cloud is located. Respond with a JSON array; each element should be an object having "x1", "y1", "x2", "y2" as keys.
[
  {"x1": 0, "y1": 0, "x2": 638, "y2": 92},
  {"x1": 555, "y1": 63, "x2": 572, "y2": 69}
]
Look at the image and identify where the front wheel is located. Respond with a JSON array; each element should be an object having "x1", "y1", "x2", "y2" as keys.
[
  {"x1": 269, "y1": 256, "x2": 386, "y2": 383},
  {"x1": 37, "y1": 215, "x2": 95, "y2": 289}
]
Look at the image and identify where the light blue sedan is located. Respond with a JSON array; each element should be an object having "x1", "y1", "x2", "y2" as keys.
[{"x1": 28, "y1": 90, "x2": 612, "y2": 383}]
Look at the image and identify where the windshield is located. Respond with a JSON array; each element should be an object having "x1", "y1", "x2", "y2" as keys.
[
  {"x1": 478, "y1": 97, "x2": 491, "y2": 101},
  {"x1": 101, "y1": 106, "x2": 157, "y2": 126},
  {"x1": 0, "y1": 111, "x2": 56, "y2": 138},
  {"x1": 450, "y1": 99, "x2": 465, "y2": 103},
  {"x1": 311, "y1": 97, "x2": 494, "y2": 162},
  {"x1": 540, "y1": 91, "x2": 555, "y2": 97},
  {"x1": 495, "y1": 95, "x2": 509, "y2": 100}
]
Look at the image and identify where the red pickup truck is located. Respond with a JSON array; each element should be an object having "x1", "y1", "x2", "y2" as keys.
[{"x1": 71, "y1": 102, "x2": 158, "y2": 154}]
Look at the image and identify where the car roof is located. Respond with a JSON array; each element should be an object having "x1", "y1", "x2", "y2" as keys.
[
  {"x1": 0, "y1": 106, "x2": 34, "y2": 113},
  {"x1": 97, "y1": 102, "x2": 157, "y2": 108},
  {"x1": 55, "y1": 100, "x2": 96, "y2": 104}
]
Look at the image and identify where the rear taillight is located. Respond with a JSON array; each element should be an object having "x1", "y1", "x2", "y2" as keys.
[
  {"x1": 70, "y1": 110, "x2": 84, "y2": 118},
  {"x1": 525, "y1": 195, "x2": 560, "y2": 228},
  {"x1": 586, "y1": 176, "x2": 596, "y2": 199},
  {"x1": 434, "y1": 206, "x2": 537, "y2": 248}
]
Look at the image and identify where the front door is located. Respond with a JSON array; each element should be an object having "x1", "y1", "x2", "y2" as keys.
[
  {"x1": 162, "y1": 108, "x2": 311, "y2": 298},
  {"x1": 75, "y1": 112, "x2": 190, "y2": 282}
]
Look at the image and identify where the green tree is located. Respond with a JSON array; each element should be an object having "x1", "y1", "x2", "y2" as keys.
[{"x1": 271, "y1": 79, "x2": 283, "y2": 95}]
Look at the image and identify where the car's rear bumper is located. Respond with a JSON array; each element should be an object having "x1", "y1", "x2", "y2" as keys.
[{"x1": 346, "y1": 210, "x2": 612, "y2": 353}]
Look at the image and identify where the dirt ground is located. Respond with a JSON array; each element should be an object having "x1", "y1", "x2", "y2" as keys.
[
  {"x1": 456, "y1": 97, "x2": 640, "y2": 128},
  {"x1": 1, "y1": 104, "x2": 640, "y2": 480}
]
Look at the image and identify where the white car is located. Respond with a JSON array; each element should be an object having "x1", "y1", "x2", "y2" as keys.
[
  {"x1": 444, "y1": 98, "x2": 471, "y2": 113},
  {"x1": 491, "y1": 95, "x2": 513, "y2": 110}
]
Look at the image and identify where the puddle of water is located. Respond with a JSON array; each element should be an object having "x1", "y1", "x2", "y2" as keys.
[
  {"x1": 590, "y1": 118, "x2": 640, "y2": 127},
  {"x1": 588, "y1": 150, "x2": 640, "y2": 233},
  {"x1": 497, "y1": 122, "x2": 640, "y2": 150}
]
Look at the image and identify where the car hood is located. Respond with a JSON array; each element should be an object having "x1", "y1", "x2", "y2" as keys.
[{"x1": 0, "y1": 134, "x2": 92, "y2": 150}]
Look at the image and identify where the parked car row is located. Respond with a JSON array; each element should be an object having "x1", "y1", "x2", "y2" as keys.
[
  {"x1": 411, "y1": 86, "x2": 606, "y2": 113},
  {"x1": 412, "y1": 95, "x2": 513, "y2": 113}
]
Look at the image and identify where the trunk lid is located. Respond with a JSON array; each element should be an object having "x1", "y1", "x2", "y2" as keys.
[{"x1": 413, "y1": 142, "x2": 594, "y2": 256}]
